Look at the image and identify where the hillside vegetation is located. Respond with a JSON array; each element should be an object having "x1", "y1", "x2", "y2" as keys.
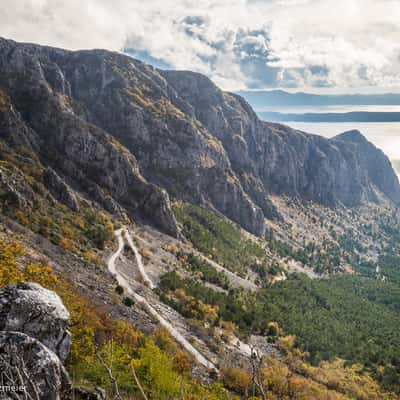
[
  {"x1": 173, "y1": 202, "x2": 283, "y2": 279},
  {"x1": 170, "y1": 202, "x2": 400, "y2": 395}
]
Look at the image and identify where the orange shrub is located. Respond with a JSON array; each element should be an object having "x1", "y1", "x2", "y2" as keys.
[{"x1": 221, "y1": 367, "x2": 251, "y2": 395}]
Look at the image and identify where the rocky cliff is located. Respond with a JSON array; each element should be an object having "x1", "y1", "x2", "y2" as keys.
[
  {"x1": 0, "y1": 38, "x2": 179, "y2": 237},
  {"x1": 0, "y1": 38, "x2": 399, "y2": 237}
]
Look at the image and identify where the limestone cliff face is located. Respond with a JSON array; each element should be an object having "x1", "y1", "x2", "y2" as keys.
[
  {"x1": 163, "y1": 71, "x2": 400, "y2": 207},
  {"x1": 0, "y1": 38, "x2": 399, "y2": 237},
  {"x1": 334, "y1": 130, "x2": 400, "y2": 204},
  {"x1": 0, "y1": 38, "x2": 178, "y2": 237}
]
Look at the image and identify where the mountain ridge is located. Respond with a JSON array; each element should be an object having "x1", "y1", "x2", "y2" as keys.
[{"x1": 0, "y1": 37, "x2": 399, "y2": 239}]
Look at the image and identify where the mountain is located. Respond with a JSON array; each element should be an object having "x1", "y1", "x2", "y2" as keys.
[
  {"x1": 237, "y1": 89, "x2": 400, "y2": 108},
  {"x1": 3, "y1": 38, "x2": 400, "y2": 399},
  {"x1": 0, "y1": 37, "x2": 399, "y2": 240}
]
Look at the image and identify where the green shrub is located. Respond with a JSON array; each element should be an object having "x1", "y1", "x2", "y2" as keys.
[
  {"x1": 123, "y1": 297, "x2": 135, "y2": 307},
  {"x1": 115, "y1": 285, "x2": 124, "y2": 295}
]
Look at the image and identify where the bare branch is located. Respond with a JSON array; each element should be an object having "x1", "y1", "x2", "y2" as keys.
[
  {"x1": 249, "y1": 346, "x2": 267, "y2": 400},
  {"x1": 130, "y1": 362, "x2": 148, "y2": 400},
  {"x1": 95, "y1": 343, "x2": 122, "y2": 400}
]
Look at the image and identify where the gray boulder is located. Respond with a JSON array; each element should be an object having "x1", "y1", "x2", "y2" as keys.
[
  {"x1": 0, "y1": 331, "x2": 70, "y2": 400},
  {"x1": 0, "y1": 282, "x2": 71, "y2": 361}
]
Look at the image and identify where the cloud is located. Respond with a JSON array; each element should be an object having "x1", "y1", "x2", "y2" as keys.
[{"x1": 1, "y1": 0, "x2": 400, "y2": 92}]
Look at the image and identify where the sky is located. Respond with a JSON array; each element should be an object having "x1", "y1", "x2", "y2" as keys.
[{"x1": 1, "y1": 0, "x2": 400, "y2": 93}]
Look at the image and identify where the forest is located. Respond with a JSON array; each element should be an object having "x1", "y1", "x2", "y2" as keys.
[{"x1": 169, "y1": 202, "x2": 400, "y2": 394}]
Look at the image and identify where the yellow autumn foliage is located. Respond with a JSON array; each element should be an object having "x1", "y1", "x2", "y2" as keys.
[
  {"x1": 301, "y1": 359, "x2": 398, "y2": 400},
  {"x1": 1, "y1": 236, "x2": 398, "y2": 400},
  {"x1": 0, "y1": 238, "x2": 25, "y2": 285},
  {"x1": 0, "y1": 237, "x2": 235, "y2": 399}
]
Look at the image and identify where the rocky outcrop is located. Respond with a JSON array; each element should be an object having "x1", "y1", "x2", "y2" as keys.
[
  {"x1": 0, "y1": 283, "x2": 72, "y2": 400},
  {"x1": 334, "y1": 130, "x2": 400, "y2": 203},
  {"x1": 0, "y1": 164, "x2": 35, "y2": 209},
  {"x1": 0, "y1": 38, "x2": 399, "y2": 237},
  {"x1": 88, "y1": 182, "x2": 124, "y2": 214},
  {"x1": 44, "y1": 167, "x2": 80, "y2": 211},
  {"x1": 0, "y1": 282, "x2": 71, "y2": 361}
]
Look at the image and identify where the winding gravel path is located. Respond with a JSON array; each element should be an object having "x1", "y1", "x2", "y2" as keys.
[
  {"x1": 196, "y1": 253, "x2": 258, "y2": 290},
  {"x1": 124, "y1": 229, "x2": 155, "y2": 289},
  {"x1": 107, "y1": 228, "x2": 216, "y2": 371}
]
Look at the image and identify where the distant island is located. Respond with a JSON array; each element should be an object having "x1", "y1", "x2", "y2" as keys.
[
  {"x1": 259, "y1": 111, "x2": 400, "y2": 123},
  {"x1": 237, "y1": 90, "x2": 400, "y2": 108},
  {"x1": 236, "y1": 90, "x2": 400, "y2": 122}
]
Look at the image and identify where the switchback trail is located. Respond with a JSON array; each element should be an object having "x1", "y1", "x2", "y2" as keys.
[
  {"x1": 124, "y1": 229, "x2": 155, "y2": 289},
  {"x1": 196, "y1": 253, "x2": 258, "y2": 290},
  {"x1": 107, "y1": 228, "x2": 216, "y2": 371}
]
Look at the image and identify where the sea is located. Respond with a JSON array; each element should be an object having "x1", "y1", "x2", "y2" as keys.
[{"x1": 257, "y1": 105, "x2": 400, "y2": 176}]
